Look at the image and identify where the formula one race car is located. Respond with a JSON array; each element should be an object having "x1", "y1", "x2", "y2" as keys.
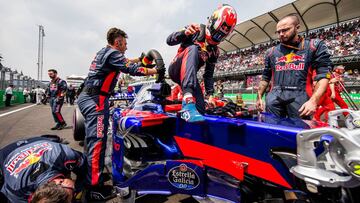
[
  {"x1": 111, "y1": 83, "x2": 360, "y2": 203},
  {"x1": 73, "y1": 50, "x2": 360, "y2": 203}
]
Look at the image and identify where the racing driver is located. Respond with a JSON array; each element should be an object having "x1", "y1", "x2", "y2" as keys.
[{"x1": 167, "y1": 4, "x2": 237, "y2": 122}]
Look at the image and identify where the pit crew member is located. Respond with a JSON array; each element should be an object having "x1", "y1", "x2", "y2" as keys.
[
  {"x1": 47, "y1": 69, "x2": 67, "y2": 130},
  {"x1": 256, "y1": 14, "x2": 331, "y2": 118},
  {"x1": 0, "y1": 136, "x2": 85, "y2": 203},
  {"x1": 330, "y1": 65, "x2": 349, "y2": 110},
  {"x1": 77, "y1": 27, "x2": 164, "y2": 200}
]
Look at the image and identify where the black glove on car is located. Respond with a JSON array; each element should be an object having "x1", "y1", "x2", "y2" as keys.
[
  {"x1": 155, "y1": 65, "x2": 166, "y2": 83},
  {"x1": 156, "y1": 66, "x2": 166, "y2": 76}
]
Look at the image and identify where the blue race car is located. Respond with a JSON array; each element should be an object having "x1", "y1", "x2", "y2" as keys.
[
  {"x1": 112, "y1": 81, "x2": 360, "y2": 203},
  {"x1": 74, "y1": 50, "x2": 360, "y2": 202}
]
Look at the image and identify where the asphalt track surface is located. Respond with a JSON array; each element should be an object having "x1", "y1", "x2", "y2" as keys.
[{"x1": 0, "y1": 103, "x2": 198, "y2": 203}]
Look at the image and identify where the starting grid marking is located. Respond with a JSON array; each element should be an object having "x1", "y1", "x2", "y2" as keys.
[
  {"x1": 0, "y1": 104, "x2": 75, "y2": 118},
  {"x1": 0, "y1": 104, "x2": 37, "y2": 118}
]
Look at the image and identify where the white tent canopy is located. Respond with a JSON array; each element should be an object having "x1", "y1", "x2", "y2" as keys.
[{"x1": 219, "y1": 0, "x2": 360, "y2": 53}]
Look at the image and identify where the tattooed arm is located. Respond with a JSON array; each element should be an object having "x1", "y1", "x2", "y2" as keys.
[
  {"x1": 256, "y1": 80, "x2": 269, "y2": 111},
  {"x1": 256, "y1": 48, "x2": 272, "y2": 111}
]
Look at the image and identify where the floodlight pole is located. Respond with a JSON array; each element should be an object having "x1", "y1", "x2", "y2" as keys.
[
  {"x1": 37, "y1": 25, "x2": 45, "y2": 81},
  {"x1": 37, "y1": 26, "x2": 41, "y2": 81}
]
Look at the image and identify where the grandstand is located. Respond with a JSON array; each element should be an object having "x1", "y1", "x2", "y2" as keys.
[
  {"x1": 211, "y1": 0, "x2": 360, "y2": 94},
  {"x1": 66, "y1": 74, "x2": 86, "y2": 88}
]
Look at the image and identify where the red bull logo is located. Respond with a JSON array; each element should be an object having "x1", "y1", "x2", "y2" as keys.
[
  {"x1": 276, "y1": 53, "x2": 305, "y2": 71},
  {"x1": 12, "y1": 148, "x2": 47, "y2": 175},
  {"x1": 291, "y1": 54, "x2": 304, "y2": 62},
  {"x1": 90, "y1": 55, "x2": 97, "y2": 70},
  {"x1": 50, "y1": 83, "x2": 58, "y2": 91},
  {"x1": 277, "y1": 56, "x2": 287, "y2": 63},
  {"x1": 5, "y1": 142, "x2": 52, "y2": 178}
]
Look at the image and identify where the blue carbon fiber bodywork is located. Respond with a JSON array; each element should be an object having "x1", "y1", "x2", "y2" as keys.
[{"x1": 110, "y1": 100, "x2": 315, "y2": 202}]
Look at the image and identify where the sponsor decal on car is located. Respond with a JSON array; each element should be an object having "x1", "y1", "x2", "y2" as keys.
[
  {"x1": 168, "y1": 164, "x2": 200, "y2": 190},
  {"x1": 350, "y1": 162, "x2": 360, "y2": 176},
  {"x1": 352, "y1": 119, "x2": 360, "y2": 128}
]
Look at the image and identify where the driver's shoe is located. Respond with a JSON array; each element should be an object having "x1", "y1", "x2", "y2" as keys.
[
  {"x1": 180, "y1": 102, "x2": 205, "y2": 123},
  {"x1": 83, "y1": 185, "x2": 116, "y2": 202}
]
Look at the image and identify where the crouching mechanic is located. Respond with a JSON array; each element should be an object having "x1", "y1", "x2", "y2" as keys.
[
  {"x1": 77, "y1": 27, "x2": 164, "y2": 200},
  {"x1": 256, "y1": 14, "x2": 331, "y2": 118},
  {"x1": 330, "y1": 65, "x2": 349, "y2": 110},
  {"x1": 167, "y1": 4, "x2": 237, "y2": 122},
  {"x1": 47, "y1": 69, "x2": 68, "y2": 130},
  {"x1": 0, "y1": 136, "x2": 85, "y2": 203}
]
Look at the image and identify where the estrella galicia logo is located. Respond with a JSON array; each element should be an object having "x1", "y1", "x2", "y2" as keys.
[{"x1": 168, "y1": 164, "x2": 200, "y2": 190}]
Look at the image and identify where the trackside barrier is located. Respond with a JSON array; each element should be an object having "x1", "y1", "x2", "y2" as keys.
[{"x1": 0, "y1": 90, "x2": 25, "y2": 108}]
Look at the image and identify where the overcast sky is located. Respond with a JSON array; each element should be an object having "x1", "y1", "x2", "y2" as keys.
[{"x1": 0, "y1": 0, "x2": 293, "y2": 80}]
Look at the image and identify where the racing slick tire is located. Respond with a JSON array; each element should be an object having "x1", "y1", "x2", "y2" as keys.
[{"x1": 73, "y1": 107, "x2": 85, "y2": 141}]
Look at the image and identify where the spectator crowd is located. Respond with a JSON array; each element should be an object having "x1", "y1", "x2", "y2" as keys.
[
  {"x1": 213, "y1": 19, "x2": 360, "y2": 91},
  {"x1": 215, "y1": 19, "x2": 359, "y2": 75}
]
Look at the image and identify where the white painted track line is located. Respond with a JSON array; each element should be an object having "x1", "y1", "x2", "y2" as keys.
[{"x1": 0, "y1": 104, "x2": 37, "y2": 118}]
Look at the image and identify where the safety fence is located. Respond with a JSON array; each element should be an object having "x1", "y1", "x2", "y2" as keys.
[
  {"x1": 0, "y1": 62, "x2": 47, "y2": 108},
  {"x1": 0, "y1": 63, "x2": 45, "y2": 92},
  {"x1": 0, "y1": 90, "x2": 25, "y2": 108}
]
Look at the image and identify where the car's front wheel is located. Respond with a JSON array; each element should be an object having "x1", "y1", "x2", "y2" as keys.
[{"x1": 73, "y1": 108, "x2": 85, "y2": 141}]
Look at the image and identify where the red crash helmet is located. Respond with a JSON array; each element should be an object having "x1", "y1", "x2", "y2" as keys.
[{"x1": 206, "y1": 4, "x2": 237, "y2": 45}]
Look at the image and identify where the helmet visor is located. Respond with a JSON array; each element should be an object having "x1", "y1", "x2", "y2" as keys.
[
  {"x1": 212, "y1": 30, "x2": 227, "y2": 42},
  {"x1": 212, "y1": 22, "x2": 232, "y2": 42}
]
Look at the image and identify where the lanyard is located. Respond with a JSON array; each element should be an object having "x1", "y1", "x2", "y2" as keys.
[{"x1": 281, "y1": 37, "x2": 304, "y2": 50}]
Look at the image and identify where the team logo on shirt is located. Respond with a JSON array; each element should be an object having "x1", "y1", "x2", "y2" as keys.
[
  {"x1": 50, "y1": 83, "x2": 58, "y2": 91},
  {"x1": 5, "y1": 142, "x2": 53, "y2": 178},
  {"x1": 326, "y1": 73, "x2": 331, "y2": 79},
  {"x1": 275, "y1": 53, "x2": 305, "y2": 71},
  {"x1": 90, "y1": 55, "x2": 97, "y2": 71},
  {"x1": 97, "y1": 115, "x2": 104, "y2": 138}
]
